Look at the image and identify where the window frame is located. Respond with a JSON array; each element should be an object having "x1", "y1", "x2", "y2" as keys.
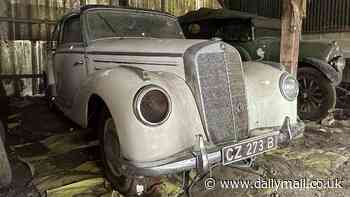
[
  {"x1": 83, "y1": 8, "x2": 185, "y2": 42},
  {"x1": 59, "y1": 14, "x2": 84, "y2": 46}
]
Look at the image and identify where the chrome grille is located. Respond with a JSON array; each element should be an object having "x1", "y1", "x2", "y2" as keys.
[{"x1": 184, "y1": 42, "x2": 249, "y2": 144}]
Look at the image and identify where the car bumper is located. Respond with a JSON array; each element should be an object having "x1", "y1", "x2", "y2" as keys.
[{"x1": 121, "y1": 117, "x2": 305, "y2": 176}]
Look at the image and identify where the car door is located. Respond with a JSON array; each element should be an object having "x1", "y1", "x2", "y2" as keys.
[{"x1": 54, "y1": 15, "x2": 86, "y2": 109}]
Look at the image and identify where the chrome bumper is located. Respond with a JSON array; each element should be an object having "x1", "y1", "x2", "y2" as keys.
[{"x1": 122, "y1": 117, "x2": 304, "y2": 177}]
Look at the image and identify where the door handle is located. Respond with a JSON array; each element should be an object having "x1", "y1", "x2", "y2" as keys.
[{"x1": 73, "y1": 60, "x2": 84, "y2": 67}]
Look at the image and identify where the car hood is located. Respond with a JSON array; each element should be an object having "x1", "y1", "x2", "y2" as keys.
[
  {"x1": 87, "y1": 37, "x2": 207, "y2": 56},
  {"x1": 249, "y1": 37, "x2": 342, "y2": 62}
]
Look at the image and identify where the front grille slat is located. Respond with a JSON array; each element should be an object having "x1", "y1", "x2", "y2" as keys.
[
  {"x1": 186, "y1": 43, "x2": 249, "y2": 144},
  {"x1": 224, "y1": 46, "x2": 249, "y2": 140},
  {"x1": 198, "y1": 53, "x2": 236, "y2": 143}
]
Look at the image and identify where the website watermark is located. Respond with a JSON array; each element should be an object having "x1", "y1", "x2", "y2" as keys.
[{"x1": 204, "y1": 177, "x2": 344, "y2": 191}]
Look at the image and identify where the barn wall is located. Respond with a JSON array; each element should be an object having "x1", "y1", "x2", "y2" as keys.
[
  {"x1": 0, "y1": 0, "x2": 78, "y2": 96},
  {"x1": 129, "y1": 0, "x2": 220, "y2": 16},
  {"x1": 303, "y1": 0, "x2": 350, "y2": 34},
  {"x1": 223, "y1": 0, "x2": 281, "y2": 18}
]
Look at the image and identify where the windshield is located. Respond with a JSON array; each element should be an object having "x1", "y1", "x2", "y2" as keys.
[
  {"x1": 215, "y1": 19, "x2": 253, "y2": 42},
  {"x1": 86, "y1": 10, "x2": 184, "y2": 40}
]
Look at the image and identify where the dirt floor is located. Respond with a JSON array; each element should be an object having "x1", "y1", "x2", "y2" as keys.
[{"x1": 1, "y1": 97, "x2": 350, "y2": 197}]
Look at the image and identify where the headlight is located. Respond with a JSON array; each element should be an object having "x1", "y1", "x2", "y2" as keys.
[
  {"x1": 330, "y1": 56, "x2": 346, "y2": 71},
  {"x1": 134, "y1": 85, "x2": 171, "y2": 126},
  {"x1": 280, "y1": 73, "x2": 299, "y2": 101}
]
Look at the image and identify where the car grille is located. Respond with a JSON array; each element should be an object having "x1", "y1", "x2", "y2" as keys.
[{"x1": 185, "y1": 42, "x2": 249, "y2": 144}]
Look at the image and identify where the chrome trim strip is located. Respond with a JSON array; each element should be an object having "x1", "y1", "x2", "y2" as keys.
[
  {"x1": 87, "y1": 51, "x2": 183, "y2": 57},
  {"x1": 93, "y1": 59, "x2": 177, "y2": 66},
  {"x1": 279, "y1": 72, "x2": 299, "y2": 101}
]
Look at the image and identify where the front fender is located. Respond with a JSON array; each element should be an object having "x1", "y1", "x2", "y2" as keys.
[
  {"x1": 75, "y1": 66, "x2": 206, "y2": 163},
  {"x1": 302, "y1": 57, "x2": 342, "y2": 86},
  {"x1": 243, "y1": 61, "x2": 298, "y2": 131}
]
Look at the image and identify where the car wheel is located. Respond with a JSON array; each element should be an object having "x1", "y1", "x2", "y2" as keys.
[
  {"x1": 0, "y1": 121, "x2": 12, "y2": 187},
  {"x1": 297, "y1": 67, "x2": 336, "y2": 121},
  {"x1": 98, "y1": 107, "x2": 162, "y2": 196},
  {"x1": 98, "y1": 107, "x2": 135, "y2": 195}
]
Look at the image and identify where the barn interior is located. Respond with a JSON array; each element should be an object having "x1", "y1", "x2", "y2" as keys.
[{"x1": 0, "y1": 0, "x2": 350, "y2": 197}]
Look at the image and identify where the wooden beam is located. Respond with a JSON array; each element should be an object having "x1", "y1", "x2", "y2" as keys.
[{"x1": 280, "y1": 0, "x2": 307, "y2": 76}]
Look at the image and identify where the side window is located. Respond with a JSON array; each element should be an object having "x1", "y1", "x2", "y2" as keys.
[{"x1": 61, "y1": 16, "x2": 83, "y2": 44}]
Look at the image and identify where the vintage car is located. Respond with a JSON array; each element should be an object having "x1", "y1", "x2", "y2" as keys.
[
  {"x1": 179, "y1": 8, "x2": 346, "y2": 121},
  {"x1": 0, "y1": 80, "x2": 12, "y2": 187},
  {"x1": 47, "y1": 5, "x2": 304, "y2": 195}
]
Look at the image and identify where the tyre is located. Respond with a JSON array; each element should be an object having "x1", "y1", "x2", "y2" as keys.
[
  {"x1": 98, "y1": 107, "x2": 135, "y2": 195},
  {"x1": 297, "y1": 67, "x2": 336, "y2": 121},
  {"x1": 98, "y1": 107, "x2": 161, "y2": 196},
  {"x1": 0, "y1": 121, "x2": 12, "y2": 188}
]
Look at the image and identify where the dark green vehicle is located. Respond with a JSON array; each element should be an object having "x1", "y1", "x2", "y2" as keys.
[{"x1": 179, "y1": 8, "x2": 346, "y2": 121}]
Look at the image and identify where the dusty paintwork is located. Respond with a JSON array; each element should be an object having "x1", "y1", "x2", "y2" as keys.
[{"x1": 243, "y1": 61, "x2": 297, "y2": 130}]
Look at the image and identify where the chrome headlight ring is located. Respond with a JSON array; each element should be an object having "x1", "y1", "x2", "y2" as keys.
[
  {"x1": 133, "y1": 85, "x2": 172, "y2": 126},
  {"x1": 279, "y1": 73, "x2": 299, "y2": 101}
]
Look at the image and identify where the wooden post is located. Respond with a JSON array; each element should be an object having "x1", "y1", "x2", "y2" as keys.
[{"x1": 280, "y1": 0, "x2": 307, "y2": 76}]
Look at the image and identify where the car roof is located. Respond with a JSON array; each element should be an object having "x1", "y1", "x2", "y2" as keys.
[
  {"x1": 60, "y1": 4, "x2": 176, "y2": 20},
  {"x1": 178, "y1": 8, "x2": 257, "y2": 23}
]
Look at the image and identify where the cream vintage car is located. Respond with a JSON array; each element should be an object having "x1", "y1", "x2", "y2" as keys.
[{"x1": 47, "y1": 5, "x2": 304, "y2": 195}]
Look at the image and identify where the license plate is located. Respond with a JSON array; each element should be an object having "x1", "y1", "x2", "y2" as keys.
[{"x1": 222, "y1": 133, "x2": 278, "y2": 165}]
